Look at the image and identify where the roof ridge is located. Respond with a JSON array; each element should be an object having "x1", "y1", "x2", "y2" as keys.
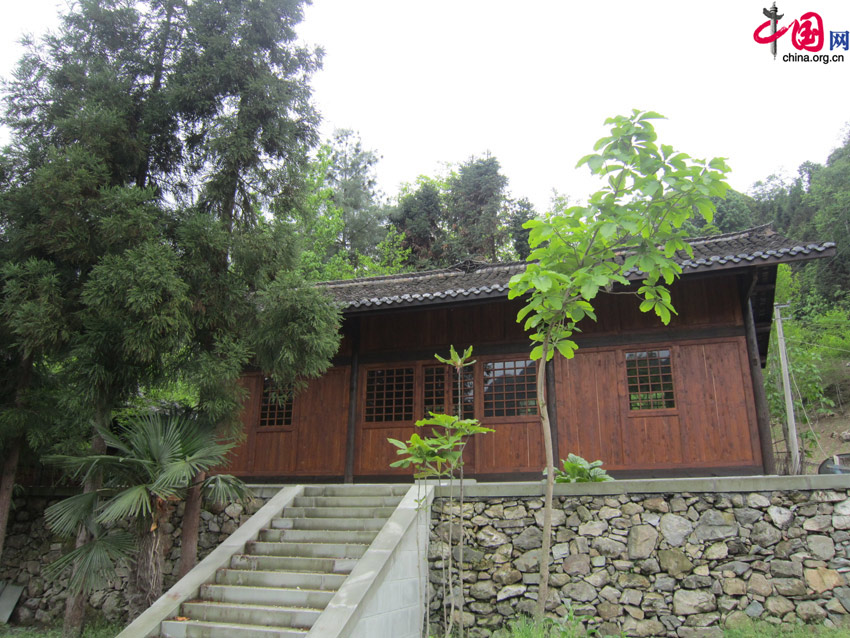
[
  {"x1": 319, "y1": 260, "x2": 526, "y2": 288},
  {"x1": 686, "y1": 223, "x2": 774, "y2": 246}
]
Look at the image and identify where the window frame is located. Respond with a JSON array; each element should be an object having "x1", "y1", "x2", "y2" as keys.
[
  {"x1": 478, "y1": 355, "x2": 539, "y2": 422},
  {"x1": 358, "y1": 354, "x2": 539, "y2": 428},
  {"x1": 257, "y1": 377, "x2": 295, "y2": 432},
  {"x1": 623, "y1": 346, "x2": 679, "y2": 416}
]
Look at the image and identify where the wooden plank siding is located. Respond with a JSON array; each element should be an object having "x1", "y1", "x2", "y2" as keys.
[
  {"x1": 224, "y1": 273, "x2": 765, "y2": 479},
  {"x1": 554, "y1": 337, "x2": 762, "y2": 473},
  {"x1": 225, "y1": 367, "x2": 350, "y2": 478}
]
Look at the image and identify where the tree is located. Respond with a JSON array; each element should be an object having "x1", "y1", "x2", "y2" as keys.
[
  {"x1": 507, "y1": 197, "x2": 536, "y2": 260},
  {"x1": 295, "y1": 143, "x2": 408, "y2": 280},
  {"x1": 508, "y1": 110, "x2": 730, "y2": 616},
  {"x1": 1, "y1": 1, "x2": 341, "y2": 632},
  {"x1": 444, "y1": 155, "x2": 508, "y2": 262},
  {"x1": 391, "y1": 178, "x2": 445, "y2": 267},
  {"x1": 44, "y1": 411, "x2": 248, "y2": 615},
  {"x1": 149, "y1": 0, "x2": 338, "y2": 580},
  {"x1": 325, "y1": 129, "x2": 388, "y2": 264},
  {"x1": 805, "y1": 136, "x2": 850, "y2": 303}
]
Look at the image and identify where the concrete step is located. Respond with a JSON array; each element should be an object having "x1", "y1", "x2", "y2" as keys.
[
  {"x1": 181, "y1": 601, "x2": 321, "y2": 629},
  {"x1": 246, "y1": 541, "x2": 368, "y2": 559},
  {"x1": 258, "y1": 528, "x2": 378, "y2": 544},
  {"x1": 216, "y1": 569, "x2": 347, "y2": 591},
  {"x1": 200, "y1": 584, "x2": 335, "y2": 609},
  {"x1": 230, "y1": 554, "x2": 357, "y2": 574},
  {"x1": 282, "y1": 506, "x2": 397, "y2": 519},
  {"x1": 302, "y1": 484, "x2": 409, "y2": 497},
  {"x1": 271, "y1": 516, "x2": 387, "y2": 532},
  {"x1": 161, "y1": 619, "x2": 306, "y2": 638},
  {"x1": 292, "y1": 495, "x2": 403, "y2": 508},
  {"x1": 244, "y1": 485, "x2": 287, "y2": 499}
]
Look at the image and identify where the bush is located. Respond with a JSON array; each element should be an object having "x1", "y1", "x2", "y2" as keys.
[{"x1": 552, "y1": 454, "x2": 613, "y2": 483}]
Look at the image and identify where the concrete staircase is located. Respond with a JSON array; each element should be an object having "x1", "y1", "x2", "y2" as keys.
[{"x1": 159, "y1": 485, "x2": 408, "y2": 638}]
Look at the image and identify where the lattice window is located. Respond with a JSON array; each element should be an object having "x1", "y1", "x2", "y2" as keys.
[
  {"x1": 259, "y1": 378, "x2": 293, "y2": 428},
  {"x1": 626, "y1": 349, "x2": 675, "y2": 410},
  {"x1": 365, "y1": 367, "x2": 414, "y2": 422},
  {"x1": 423, "y1": 365, "x2": 447, "y2": 416},
  {"x1": 451, "y1": 366, "x2": 476, "y2": 419},
  {"x1": 483, "y1": 359, "x2": 537, "y2": 418}
]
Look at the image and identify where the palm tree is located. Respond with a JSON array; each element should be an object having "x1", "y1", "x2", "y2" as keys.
[{"x1": 45, "y1": 410, "x2": 250, "y2": 616}]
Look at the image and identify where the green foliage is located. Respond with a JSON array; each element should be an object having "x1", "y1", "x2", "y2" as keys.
[
  {"x1": 508, "y1": 198, "x2": 537, "y2": 260},
  {"x1": 389, "y1": 412, "x2": 493, "y2": 478},
  {"x1": 44, "y1": 411, "x2": 250, "y2": 595},
  {"x1": 392, "y1": 178, "x2": 445, "y2": 266},
  {"x1": 508, "y1": 109, "x2": 730, "y2": 618},
  {"x1": 492, "y1": 609, "x2": 597, "y2": 638},
  {"x1": 509, "y1": 110, "x2": 730, "y2": 363},
  {"x1": 552, "y1": 454, "x2": 613, "y2": 483},
  {"x1": 723, "y1": 620, "x2": 850, "y2": 637},
  {"x1": 295, "y1": 139, "x2": 409, "y2": 280},
  {"x1": 389, "y1": 346, "x2": 491, "y2": 478},
  {"x1": 749, "y1": 129, "x2": 850, "y2": 305},
  {"x1": 765, "y1": 265, "x2": 849, "y2": 424},
  {"x1": 444, "y1": 155, "x2": 509, "y2": 262},
  {"x1": 391, "y1": 156, "x2": 525, "y2": 268},
  {"x1": 0, "y1": 618, "x2": 123, "y2": 638}
]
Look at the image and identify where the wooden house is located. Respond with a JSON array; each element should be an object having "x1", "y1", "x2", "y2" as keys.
[{"x1": 224, "y1": 226, "x2": 834, "y2": 481}]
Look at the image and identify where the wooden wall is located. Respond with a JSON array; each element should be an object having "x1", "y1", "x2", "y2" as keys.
[
  {"x1": 225, "y1": 273, "x2": 765, "y2": 479},
  {"x1": 357, "y1": 298, "x2": 528, "y2": 355},
  {"x1": 226, "y1": 367, "x2": 350, "y2": 478},
  {"x1": 554, "y1": 337, "x2": 762, "y2": 474}
]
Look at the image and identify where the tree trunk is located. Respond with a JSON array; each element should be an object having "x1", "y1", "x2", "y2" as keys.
[
  {"x1": 1, "y1": 357, "x2": 32, "y2": 563},
  {"x1": 534, "y1": 335, "x2": 555, "y2": 618},
  {"x1": 135, "y1": 0, "x2": 176, "y2": 189},
  {"x1": 177, "y1": 470, "x2": 205, "y2": 578},
  {"x1": 0, "y1": 436, "x2": 22, "y2": 563},
  {"x1": 130, "y1": 519, "x2": 167, "y2": 617},
  {"x1": 62, "y1": 424, "x2": 107, "y2": 638}
]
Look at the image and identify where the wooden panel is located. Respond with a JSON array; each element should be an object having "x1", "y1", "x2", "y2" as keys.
[
  {"x1": 294, "y1": 367, "x2": 350, "y2": 475},
  {"x1": 555, "y1": 350, "x2": 624, "y2": 468},
  {"x1": 220, "y1": 374, "x2": 263, "y2": 475},
  {"x1": 221, "y1": 369, "x2": 351, "y2": 478},
  {"x1": 474, "y1": 422, "x2": 544, "y2": 474},
  {"x1": 251, "y1": 430, "x2": 296, "y2": 474},
  {"x1": 553, "y1": 336, "x2": 758, "y2": 473},
  {"x1": 357, "y1": 426, "x2": 415, "y2": 475},
  {"x1": 359, "y1": 299, "x2": 527, "y2": 354},
  {"x1": 676, "y1": 339, "x2": 758, "y2": 466},
  {"x1": 576, "y1": 275, "x2": 743, "y2": 337},
  {"x1": 623, "y1": 414, "x2": 683, "y2": 466}
]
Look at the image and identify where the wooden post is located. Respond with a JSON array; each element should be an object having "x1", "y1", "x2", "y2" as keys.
[
  {"x1": 774, "y1": 304, "x2": 800, "y2": 474},
  {"x1": 344, "y1": 318, "x2": 361, "y2": 483}
]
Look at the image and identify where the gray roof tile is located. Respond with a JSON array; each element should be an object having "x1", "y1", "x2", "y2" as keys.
[{"x1": 321, "y1": 225, "x2": 834, "y2": 312}]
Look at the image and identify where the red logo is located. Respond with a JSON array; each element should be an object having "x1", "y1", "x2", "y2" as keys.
[{"x1": 754, "y1": 4, "x2": 825, "y2": 57}]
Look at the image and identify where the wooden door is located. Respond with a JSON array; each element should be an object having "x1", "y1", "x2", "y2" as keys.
[{"x1": 294, "y1": 367, "x2": 349, "y2": 475}]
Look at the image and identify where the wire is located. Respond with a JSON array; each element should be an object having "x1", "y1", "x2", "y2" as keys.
[
  {"x1": 788, "y1": 358, "x2": 829, "y2": 461},
  {"x1": 784, "y1": 339, "x2": 850, "y2": 355}
]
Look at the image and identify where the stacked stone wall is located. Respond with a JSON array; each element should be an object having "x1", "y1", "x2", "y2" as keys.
[
  {"x1": 428, "y1": 484, "x2": 850, "y2": 637},
  {"x1": 0, "y1": 490, "x2": 268, "y2": 626}
]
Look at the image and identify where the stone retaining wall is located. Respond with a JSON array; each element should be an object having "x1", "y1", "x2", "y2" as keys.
[
  {"x1": 0, "y1": 489, "x2": 270, "y2": 626},
  {"x1": 428, "y1": 477, "x2": 850, "y2": 637}
]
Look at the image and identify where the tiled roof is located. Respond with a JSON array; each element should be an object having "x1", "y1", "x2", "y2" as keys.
[{"x1": 321, "y1": 225, "x2": 835, "y2": 312}]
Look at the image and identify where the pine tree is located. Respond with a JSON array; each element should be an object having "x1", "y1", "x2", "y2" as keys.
[{"x1": 1, "y1": 0, "x2": 340, "y2": 632}]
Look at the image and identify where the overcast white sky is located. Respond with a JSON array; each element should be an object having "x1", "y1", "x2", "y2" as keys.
[{"x1": 3, "y1": 1, "x2": 849, "y2": 212}]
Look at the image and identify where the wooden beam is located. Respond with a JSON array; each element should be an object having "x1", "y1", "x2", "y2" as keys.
[{"x1": 343, "y1": 318, "x2": 361, "y2": 483}]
